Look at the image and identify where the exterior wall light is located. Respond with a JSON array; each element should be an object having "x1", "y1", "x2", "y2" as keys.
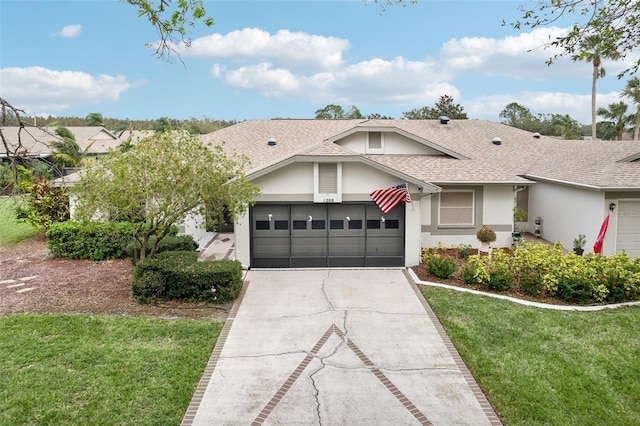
[{"x1": 609, "y1": 202, "x2": 616, "y2": 212}]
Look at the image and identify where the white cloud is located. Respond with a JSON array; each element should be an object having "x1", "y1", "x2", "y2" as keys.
[
  {"x1": 219, "y1": 56, "x2": 456, "y2": 107},
  {"x1": 465, "y1": 91, "x2": 623, "y2": 124},
  {"x1": 0, "y1": 66, "x2": 137, "y2": 114},
  {"x1": 57, "y1": 24, "x2": 82, "y2": 38},
  {"x1": 439, "y1": 26, "x2": 637, "y2": 81},
  {"x1": 179, "y1": 28, "x2": 349, "y2": 71}
]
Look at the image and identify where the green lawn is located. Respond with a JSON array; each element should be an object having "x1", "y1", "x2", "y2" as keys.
[
  {"x1": 421, "y1": 286, "x2": 640, "y2": 426},
  {"x1": 0, "y1": 196, "x2": 41, "y2": 246},
  {"x1": 0, "y1": 315, "x2": 221, "y2": 426}
]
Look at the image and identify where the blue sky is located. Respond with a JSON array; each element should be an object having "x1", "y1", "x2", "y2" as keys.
[{"x1": 1, "y1": 0, "x2": 638, "y2": 124}]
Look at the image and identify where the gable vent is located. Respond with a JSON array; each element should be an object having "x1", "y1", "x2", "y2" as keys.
[
  {"x1": 318, "y1": 163, "x2": 338, "y2": 193},
  {"x1": 439, "y1": 116, "x2": 450, "y2": 124},
  {"x1": 492, "y1": 137, "x2": 502, "y2": 146}
]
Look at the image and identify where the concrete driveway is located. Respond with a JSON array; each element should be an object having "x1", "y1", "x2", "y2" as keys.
[{"x1": 182, "y1": 269, "x2": 501, "y2": 425}]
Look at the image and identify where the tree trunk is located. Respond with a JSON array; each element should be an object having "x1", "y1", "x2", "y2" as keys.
[
  {"x1": 591, "y1": 61, "x2": 598, "y2": 141},
  {"x1": 635, "y1": 110, "x2": 640, "y2": 141}
]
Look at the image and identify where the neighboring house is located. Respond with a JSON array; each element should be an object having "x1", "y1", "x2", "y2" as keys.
[
  {"x1": 198, "y1": 118, "x2": 639, "y2": 268},
  {"x1": 0, "y1": 126, "x2": 124, "y2": 162},
  {"x1": 523, "y1": 141, "x2": 640, "y2": 258}
]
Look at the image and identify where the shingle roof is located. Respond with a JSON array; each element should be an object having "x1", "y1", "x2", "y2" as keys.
[
  {"x1": 524, "y1": 140, "x2": 640, "y2": 188},
  {"x1": 0, "y1": 126, "x2": 122, "y2": 157},
  {"x1": 199, "y1": 119, "x2": 640, "y2": 189}
]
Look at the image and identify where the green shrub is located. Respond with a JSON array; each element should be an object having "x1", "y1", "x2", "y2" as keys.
[
  {"x1": 46, "y1": 221, "x2": 132, "y2": 261},
  {"x1": 460, "y1": 255, "x2": 490, "y2": 285},
  {"x1": 422, "y1": 250, "x2": 457, "y2": 279},
  {"x1": 457, "y1": 244, "x2": 473, "y2": 259},
  {"x1": 15, "y1": 178, "x2": 69, "y2": 230},
  {"x1": 131, "y1": 271, "x2": 164, "y2": 304},
  {"x1": 512, "y1": 240, "x2": 565, "y2": 297},
  {"x1": 132, "y1": 251, "x2": 242, "y2": 304},
  {"x1": 454, "y1": 240, "x2": 640, "y2": 304},
  {"x1": 486, "y1": 249, "x2": 514, "y2": 291},
  {"x1": 127, "y1": 234, "x2": 198, "y2": 261}
]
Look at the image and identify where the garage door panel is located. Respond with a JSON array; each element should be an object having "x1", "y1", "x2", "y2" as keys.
[
  {"x1": 616, "y1": 201, "x2": 640, "y2": 257},
  {"x1": 328, "y1": 204, "x2": 365, "y2": 237},
  {"x1": 328, "y1": 236, "x2": 365, "y2": 256},
  {"x1": 291, "y1": 237, "x2": 327, "y2": 256},
  {"x1": 366, "y1": 236, "x2": 404, "y2": 256},
  {"x1": 253, "y1": 237, "x2": 290, "y2": 258},
  {"x1": 291, "y1": 205, "x2": 327, "y2": 237},
  {"x1": 252, "y1": 205, "x2": 290, "y2": 237}
]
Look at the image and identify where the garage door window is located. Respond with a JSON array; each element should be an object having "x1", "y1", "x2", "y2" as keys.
[
  {"x1": 348, "y1": 220, "x2": 362, "y2": 229},
  {"x1": 439, "y1": 190, "x2": 475, "y2": 226},
  {"x1": 274, "y1": 220, "x2": 289, "y2": 230}
]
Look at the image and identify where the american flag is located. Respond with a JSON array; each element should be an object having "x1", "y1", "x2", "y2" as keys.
[{"x1": 370, "y1": 183, "x2": 411, "y2": 213}]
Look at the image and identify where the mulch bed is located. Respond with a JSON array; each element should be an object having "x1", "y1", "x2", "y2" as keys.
[{"x1": 0, "y1": 234, "x2": 233, "y2": 320}]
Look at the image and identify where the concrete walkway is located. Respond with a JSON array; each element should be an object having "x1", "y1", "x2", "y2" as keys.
[{"x1": 182, "y1": 269, "x2": 501, "y2": 425}]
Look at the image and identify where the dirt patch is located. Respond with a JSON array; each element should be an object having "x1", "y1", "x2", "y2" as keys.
[{"x1": 0, "y1": 234, "x2": 233, "y2": 320}]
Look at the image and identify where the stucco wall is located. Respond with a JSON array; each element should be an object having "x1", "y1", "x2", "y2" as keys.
[
  {"x1": 528, "y1": 181, "x2": 605, "y2": 253},
  {"x1": 421, "y1": 184, "x2": 514, "y2": 250},
  {"x1": 337, "y1": 132, "x2": 443, "y2": 155}
]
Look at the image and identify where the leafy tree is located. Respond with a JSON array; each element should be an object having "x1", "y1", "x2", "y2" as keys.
[
  {"x1": 315, "y1": 104, "x2": 363, "y2": 119},
  {"x1": 365, "y1": 113, "x2": 395, "y2": 119},
  {"x1": 499, "y1": 103, "x2": 541, "y2": 131},
  {"x1": 499, "y1": 103, "x2": 583, "y2": 138},
  {"x1": 510, "y1": 0, "x2": 640, "y2": 77},
  {"x1": 85, "y1": 112, "x2": 105, "y2": 126},
  {"x1": 73, "y1": 130, "x2": 259, "y2": 262},
  {"x1": 621, "y1": 77, "x2": 640, "y2": 140},
  {"x1": 571, "y1": 35, "x2": 621, "y2": 140},
  {"x1": 402, "y1": 95, "x2": 468, "y2": 119},
  {"x1": 125, "y1": 0, "x2": 214, "y2": 60},
  {"x1": 153, "y1": 116, "x2": 179, "y2": 132},
  {"x1": 547, "y1": 114, "x2": 583, "y2": 140},
  {"x1": 597, "y1": 101, "x2": 635, "y2": 140}
]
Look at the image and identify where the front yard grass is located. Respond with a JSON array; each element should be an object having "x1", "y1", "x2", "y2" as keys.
[
  {"x1": 421, "y1": 286, "x2": 640, "y2": 425},
  {"x1": 0, "y1": 197, "x2": 40, "y2": 246},
  {"x1": 0, "y1": 315, "x2": 221, "y2": 425}
]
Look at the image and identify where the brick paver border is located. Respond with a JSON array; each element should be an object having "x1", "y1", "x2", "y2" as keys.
[
  {"x1": 180, "y1": 278, "x2": 250, "y2": 426},
  {"x1": 403, "y1": 269, "x2": 503, "y2": 425}
]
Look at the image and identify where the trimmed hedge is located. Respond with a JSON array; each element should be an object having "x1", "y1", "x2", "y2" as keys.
[
  {"x1": 46, "y1": 221, "x2": 132, "y2": 261},
  {"x1": 126, "y1": 234, "x2": 198, "y2": 261},
  {"x1": 131, "y1": 251, "x2": 243, "y2": 304}
]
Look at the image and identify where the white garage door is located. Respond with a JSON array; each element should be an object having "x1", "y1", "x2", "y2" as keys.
[{"x1": 616, "y1": 200, "x2": 640, "y2": 258}]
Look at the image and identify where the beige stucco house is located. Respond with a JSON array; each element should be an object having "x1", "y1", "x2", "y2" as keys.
[{"x1": 199, "y1": 118, "x2": 640, "y2": 268}]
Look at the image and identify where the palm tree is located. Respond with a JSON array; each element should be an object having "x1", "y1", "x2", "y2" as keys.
[
  {"x1": 50, "y1": 126, "x2": 93, "y2": 172},
  {"x1": 572, "y1": 36, "x2": 621, "y2": 140},
  {"x1": 621, "y1": 77, "x2": 640, "y2": 141},
  {"x1": 596, "y1": 101, "x2": 634, "y2": 141}
]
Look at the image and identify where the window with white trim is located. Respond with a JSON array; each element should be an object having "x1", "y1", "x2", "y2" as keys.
[{"x1": 439, "y1": 190, "x2": 474, "y2": 226}]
